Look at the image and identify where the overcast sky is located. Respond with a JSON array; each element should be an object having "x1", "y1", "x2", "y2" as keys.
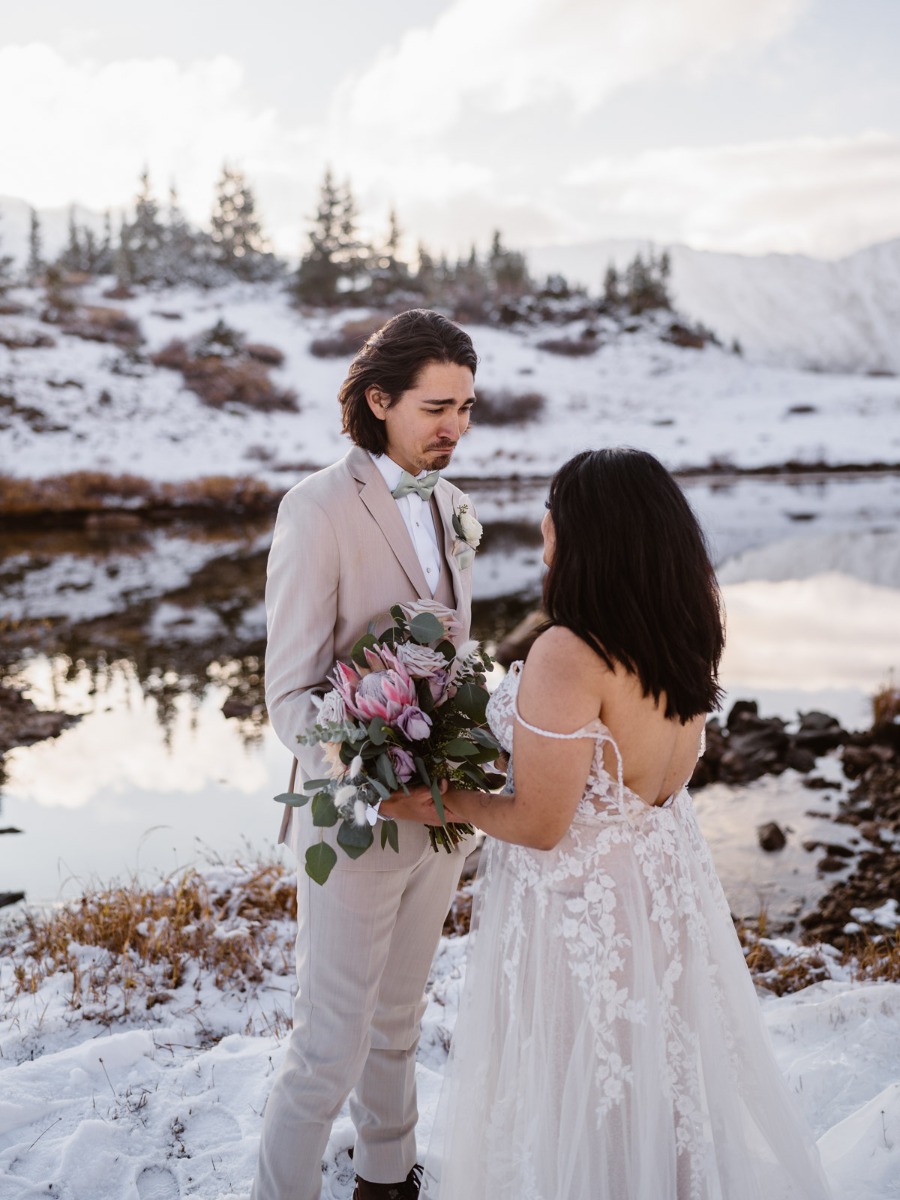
[{"x1": 2, "y1": 0, "x2": 899, "y2": 260}]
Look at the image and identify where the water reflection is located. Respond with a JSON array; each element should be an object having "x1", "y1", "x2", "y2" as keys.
[{"x1": 1, "y1": 473, "x2": 899, "y2": 916}]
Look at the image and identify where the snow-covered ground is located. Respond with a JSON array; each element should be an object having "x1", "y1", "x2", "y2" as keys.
[
  {"x1": 1, "y1": 862, "x2": 899, "y2": 1200},
  {"x1": 1, "y1": 280, "x2": 898, "y2": 487}
]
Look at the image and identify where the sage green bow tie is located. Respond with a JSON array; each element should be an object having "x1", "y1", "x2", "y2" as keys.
[{"x1": 391, "y1": 469, "x2": 440, "y2": 501}]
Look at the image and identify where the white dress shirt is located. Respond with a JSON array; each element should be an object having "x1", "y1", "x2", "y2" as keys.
[{"x1": 370, "y1": 453, "x2": 442, "y2": 595}]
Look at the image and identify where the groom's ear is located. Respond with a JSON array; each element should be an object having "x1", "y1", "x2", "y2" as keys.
[{"x1": 365, "y1": 385, "x2": 391, "y2": 420}]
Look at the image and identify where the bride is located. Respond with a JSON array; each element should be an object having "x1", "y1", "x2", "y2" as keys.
[{"x1": 388, "y1": 448, "x2": 832, "y2": 1199}]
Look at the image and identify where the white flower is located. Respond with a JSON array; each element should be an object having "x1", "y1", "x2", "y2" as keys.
[
  {"x1": 456, "y1": 501, "x2": 483, "y2": 548},
  {"x1": 348, "y1": 754, "x2": 364, "y2": 779},
  {"x1": 314, "y1": 688, "x2": 346, "y2": 725},
  {"x1": 353, "y1": 798, "x2": 369, "y2": 826}
]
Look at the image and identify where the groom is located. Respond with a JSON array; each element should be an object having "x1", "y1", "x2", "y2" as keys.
[{"x1": 252, "y1": 309, "x2": 479, "y2": 1200}]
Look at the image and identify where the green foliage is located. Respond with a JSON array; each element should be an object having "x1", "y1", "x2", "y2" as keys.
[{"x1": 305, "y1": 842, "x2": 338, "y2": 885}]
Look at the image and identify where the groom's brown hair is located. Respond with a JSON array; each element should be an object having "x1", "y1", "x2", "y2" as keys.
[{"x1": 339, "y1": 308, "x2": 477, "y2": 454}]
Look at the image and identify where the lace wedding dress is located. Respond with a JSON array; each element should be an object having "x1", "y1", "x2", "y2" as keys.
[{"x1": 425, "y1": 663, "x2": 832, "y2": 1200}]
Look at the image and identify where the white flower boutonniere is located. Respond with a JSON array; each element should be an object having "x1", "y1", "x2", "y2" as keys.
[{"x1": 451, "y1": 496, "x2": 482, "y2": 570}]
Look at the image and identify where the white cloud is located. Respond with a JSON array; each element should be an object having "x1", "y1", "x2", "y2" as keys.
[
  {"x1": 562, "y1": 132, "x2": 900, "y2": 255},
  {"x1": 0, "y1": 43, "x2": 309, "y2": 224},
  {"x1": 332, "y1": 0, "x2": 811, "y2": 137}
]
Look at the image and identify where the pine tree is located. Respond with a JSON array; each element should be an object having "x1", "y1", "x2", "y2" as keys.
[
  {"x1": 294, "y1": 168, "x2": 367, "y2": 304},
  {"x1": 487, "y1": 229, "x2": 529, "y2": 292},
  {"x1": 414, "y1": 241, "x2": 437, "y2": 298},
  {"x1": 603, "y1": 263, "x2": 620, "y2": 307},
  {"x1": 0, "y1": 213, "x2": 15, "y2": 294},
  {"x1": 209, "y1": 164, "x2": 276, "y2": 280},
  {"x1": 27, "y1": 208, "x2": 44, "y2": 282},
  {"x1": 370, "y1": 207, "x2": 409, "y2": 298},
  {"x1": 122, "y1": 169, "x2": 167, "y2": 285},
  {"x1": 156, "y1": 186, "x2": 201, "y2": 285},
  {"x1": 93, "y1": 210, "x2": 115, "y2": 276},
  {"x1": 59, "y1": 207, "x2": 83, "y2": 273}
]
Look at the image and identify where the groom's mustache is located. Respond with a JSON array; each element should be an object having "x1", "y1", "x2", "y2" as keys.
[{"x1": 428, "y1": 441, "x2": 457, "y2": 451}]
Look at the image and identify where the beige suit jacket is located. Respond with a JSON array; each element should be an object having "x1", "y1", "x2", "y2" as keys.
[{"x1": 265, "y1": 445, "x2": 474, "y2": 845}]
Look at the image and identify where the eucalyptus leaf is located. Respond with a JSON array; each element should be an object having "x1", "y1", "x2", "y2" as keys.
[
  {"x1": 380, "y1": 819, "x2": 400, "y2": 853},
  {"x1": 376, "y1": 753, "x2": 398, "y2": 791},
  {"x1": 469, "y1": 727, "x2": 500, "y2": 749},
  {"x1": 367, "y1": 716, "x2": 389, "y2": 746},
  {"x1": 312, "y1": 792, "x2": 340, "y2": 827},
  {"x1": 409, "y1": 612, "x2": 444, "y2": 644},
  {"x1": 303, "y1": 778, "x2": 334, "y2": 791},
  {"x1": 454, "y1": 681, "x2": 489, "y2": 723},
  {"x1": 305, "y1": 842, "x2": 337, "y2": 885},
  {"x1": 443, "y1": 738, "x2": 479, "y2": 758},
  {"x1": 414, "y1": 756, "x2": 431, "y2": 786},
  {"x1": 337, "y1": 818, "x2": 375, "y2": 859},
  {"x1": 430, "y1": 779, "x2": 447, "y2": 826},
  {"x1": 274, "y1": 791, "x2": 310, "y2": 808}
]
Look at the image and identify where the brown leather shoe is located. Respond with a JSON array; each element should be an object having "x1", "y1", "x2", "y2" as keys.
[{"x1": 353, "y1": 1163, "x2": 423, "y2": 1199}]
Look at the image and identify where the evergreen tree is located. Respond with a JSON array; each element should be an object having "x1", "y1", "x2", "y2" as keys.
[
  {"x1": 121, "y1": 169, "x2": 167, "y2": 285},
  {"x1": 294, "y1": 169, "x2": 368, "y2": 304},
  {"x1": 414, "y1": 241, "x2": 437, "y2": 298},
  {"x1": 370, "y1": 207, "x2": 409, "y2": 298},
  {"x1": 94, "y1": 210, "x2": 115, "y2": 276},
  {"x1": 603, "y1": 263, "x2": 620, "y2": 306},
  {"x1": 27, "y1": 207, "x2": 44, "y2": 282},
  {"x1": 487, "y1": 229, "x2": 529, "y2": 292},
  {"x1": 0, "y1": 214, "x2": 15, "y2": 293},
  {"x1": 158, "y1": 186, "x2": 201, "y2": 285},
  {"x1": 59, "y1": 207, "x2": 83, "y2": 273},
  {"x1": 209, "y1": 164, "x2": 276, "y2": 279}
]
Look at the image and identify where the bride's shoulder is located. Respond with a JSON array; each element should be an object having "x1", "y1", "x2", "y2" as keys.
[{"x1": 526, "y1": 625, "x2": 611, "y2": 680}]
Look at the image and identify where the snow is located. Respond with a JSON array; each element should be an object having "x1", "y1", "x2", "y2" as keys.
[
  {"x1": 2, "y1": 281, "x2": 899, "y2": 490},
  {"x1": 1, "y1": 862, "x2": 898, "y2": 1199}
]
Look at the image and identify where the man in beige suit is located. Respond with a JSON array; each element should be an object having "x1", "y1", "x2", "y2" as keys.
[{"x1": 252, "y1": 310, "x2": 479, "y2": 1200}]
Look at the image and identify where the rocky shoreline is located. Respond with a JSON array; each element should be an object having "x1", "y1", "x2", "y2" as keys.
[{"x1": 2, "y1": 665, "x2": 897, "y2": 943}]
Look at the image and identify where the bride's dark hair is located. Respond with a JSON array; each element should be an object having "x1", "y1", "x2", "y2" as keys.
[{"x1": 542, "y1": 447, "x2": 724, "y2": 722}]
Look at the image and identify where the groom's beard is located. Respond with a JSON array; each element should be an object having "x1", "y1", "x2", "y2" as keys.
[{"x1": 426, "y1": 442, "x2": 456, "y2": 470}]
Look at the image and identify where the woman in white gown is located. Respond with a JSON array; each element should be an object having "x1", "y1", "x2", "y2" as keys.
[{"x1": 393, "y1": 448, "x2": 833, "y2": 1200}]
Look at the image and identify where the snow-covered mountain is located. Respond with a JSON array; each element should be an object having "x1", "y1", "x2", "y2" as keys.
[{"x1": 528, "y1": 237, "x2": 900, "y2": 375}]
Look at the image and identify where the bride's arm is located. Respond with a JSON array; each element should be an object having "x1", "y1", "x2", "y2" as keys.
[{"x1": 384, "y1": 628, "x2": 604, "y2": 851}]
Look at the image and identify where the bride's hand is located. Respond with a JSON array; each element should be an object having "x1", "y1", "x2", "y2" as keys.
[{"x1": 380, "y1": 780, "x2": 460, "y2": 825}]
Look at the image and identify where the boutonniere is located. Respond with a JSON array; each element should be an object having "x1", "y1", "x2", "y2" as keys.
[{"x1": 450, "y1": 496, "x2": 483, "y2": 570}]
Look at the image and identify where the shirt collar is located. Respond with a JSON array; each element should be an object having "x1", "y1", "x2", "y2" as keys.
[{"x1": 369, "y1": 452, "x2": 431, "y2": 493}]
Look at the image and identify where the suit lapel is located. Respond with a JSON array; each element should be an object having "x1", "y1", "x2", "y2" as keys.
[
  {"x1": 433, "y1": 481, "x2": 462, "y2": 609},
  {"x1": 347, "y1": 447, "x2": 431, "y2": 599}
]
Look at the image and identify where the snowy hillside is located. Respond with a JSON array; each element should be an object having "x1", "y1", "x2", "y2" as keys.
[
  {"x1": 529, "y1": 237, "x2": 900, "y2": 375},
  {"x1": 2, "y1": 279, "x2": 898, "y2": 492}
]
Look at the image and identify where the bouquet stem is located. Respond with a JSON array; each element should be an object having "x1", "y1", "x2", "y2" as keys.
[{"x1": 428, "y1": 822, "x2": 475, "y2": 853}]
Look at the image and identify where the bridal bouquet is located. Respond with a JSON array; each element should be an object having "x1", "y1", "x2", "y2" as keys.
[{"x1": 275, "y1": 600, "x2": 504, "y2": 885}]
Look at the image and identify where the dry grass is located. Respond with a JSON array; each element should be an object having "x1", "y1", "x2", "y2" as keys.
[
  {"x1": 873, "y1": 679, "x2": 900, "y2": 727},
  {"x1": 2, "y1": 862, "x2": 297, "y2": 1023},
  {"x1": 736, "y1": 914, "x2": 900, "y2": 994},
  {"x1": 0, "y1": 471, "x2": 281, "y2": 517}
]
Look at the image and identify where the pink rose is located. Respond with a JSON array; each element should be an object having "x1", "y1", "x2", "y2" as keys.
[{"x1": 395, "y1": 706, "x2": 433, "y2": 742}]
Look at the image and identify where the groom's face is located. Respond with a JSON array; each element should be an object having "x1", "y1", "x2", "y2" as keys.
[{"x1": 368, "y1": 360, "x2": 475, "y2": 475}]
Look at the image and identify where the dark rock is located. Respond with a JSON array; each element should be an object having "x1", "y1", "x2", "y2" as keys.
[
  {"x1": 818, "y1": 855, "x2": 850, "y2": 873},
  {"x1": 841, "y1": 744, "x2": 879, "y2": 777},
  {"x1": 222, "y1": 696, "x2": 259, "y2": 719},
  {"x1": 758, "y1": 821, "x2": 787, "y2": 852},
  {"x1": 785, "y1": 746, "x2": 817, "y2": 773},
  {"x1": 726, "y1": 700, "x2": 760, "y2": 731},
  {"x1": 0, "y1": 892, "x2": 25, "y2": 909}
]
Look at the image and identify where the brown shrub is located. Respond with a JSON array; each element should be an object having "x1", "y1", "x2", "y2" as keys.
[
  {"x1": 0, "y1": 329, "x2": 56, "y2": 350},
  {"x1": 873, "y1": 681, "x2": 900, "y2": 728},
  {"x1": 153, "y1": 336, "x2": 297, "y2": 412},
  {"x1": 0, "y1": 471, "x2": 280, "y2": 517},
  {"x1": 536, "y1": 334, "x2": 598, "y2": 357},
  {"x1": 63, "y1": 306, "x2": 142, "y2": 348},
  {"x1": 474, "y1": 387, "x2": 545, "y2": 426},
  {"x1": 309, "y1": 314, "x2": 395, "y2": 358},
  {"x1": 246, "y1": 342, "x2": 285, "y2": 366}
]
